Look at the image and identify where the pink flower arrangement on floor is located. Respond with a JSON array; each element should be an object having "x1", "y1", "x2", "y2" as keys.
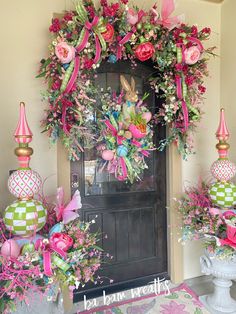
[
  {"x1": 177, "y1": 181, "x2": 236, "y2": 259},
  {"x1": 37, "y1": 0, "x2": 215, "y2": 161},
  {"x1": 0, "y1": 188, "x2": 107, "y2": 314}
]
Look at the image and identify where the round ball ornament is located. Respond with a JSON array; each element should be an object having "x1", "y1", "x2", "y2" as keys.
[
  {"x1": 4, "y1": 199, "x2": 47, "y2": 235},
  {"x1": 8, "y1": 169, "x2": 42, "y2": 199},
  {"x1": 117, "y1": 145, "x2": 128, "y2": 157},
  {"x1": 1, "y1": 239, "x2": 21, "y2": 258},
  {"x1": 209, "y1": 182, "x2": 236, "y2": 208},
  {"x1": 211, "y1": 159, "x2": 236, "y2": 182}
]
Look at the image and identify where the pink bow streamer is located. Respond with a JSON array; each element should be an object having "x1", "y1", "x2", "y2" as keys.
[
  {"x1": 131, "y1": 139, "x2": 142, "y2": 147},
  {"x1": 116, "y1": 157, "x2": 128, "y2": 181},
  {"x1": 104, "y1": 119, "x2": 125, "y2": 145},
  {"x1": 104, "y1": 119, "x2": 129, "y2": 180},
  {"x1": 55, "y1": 187, "x2": 81, "y2": 224},
  {"x1": 117, "y1": 10, "x2": 145, "y2": 60},
  {"x1": 175, "y1": 75, "x2": 189, "y2": 131},
  {"x1": 141, "y1": 150, "x2": 150, "y2": 157},
  {"x1": 64, "y1": 56, "x2": 80, "y2": 94},
  {"x1": 35, "y1": 239, "x2": 67, "y2": 277},
  {"x1": 157, "y1": 0, "x2": 184, "y2": 30},
  {"x1": 76, "y1": 16, "x2": 101, "y2": 64},
  {"x1": 61, "y1": 98, "x2": 73, "y2": 135}
]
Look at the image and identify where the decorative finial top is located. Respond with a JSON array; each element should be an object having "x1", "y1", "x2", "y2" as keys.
[
  {"x1": 14, "y1": 102, "x2": 33, "y2": 169},
  {"x1": 14, "y1": 102, "x2": 33, "y2": 144},
  {"x1": 215, "y1": 108, "x2": 230, "y2": 159},
  {"x1": 216, "y1": 108, "x2": 229, "y2": 142}
]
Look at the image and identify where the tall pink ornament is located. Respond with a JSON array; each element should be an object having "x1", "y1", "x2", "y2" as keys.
[
  {"x1": 14, "y1": 102, "x2": 33, "y2": 168},
  {"x1": 210, "y1": 108, "x2": 236, "y2": 182},
  {"x1": 4, "y1": 103, "x2": 47, "y2": 235}
]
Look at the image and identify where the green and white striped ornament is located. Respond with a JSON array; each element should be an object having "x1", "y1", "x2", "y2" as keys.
[
  {"x1": 4, "y1": 199, "x2": 47, "y2": 235},
  {"x1": 209, "y1": 182, "x2": 236, "y2": 208}
]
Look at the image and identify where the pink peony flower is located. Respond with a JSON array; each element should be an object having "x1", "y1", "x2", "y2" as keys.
[
  {"x1": 127, "y1": 8, "x2": 139, "y2": 25},
  {"x1": 184, "y1": 46, "x2": 201, "y2": 65},
  {"x1": 135, "y1": 42, "x2": 155, "y2": 62},
  {"x1": 55, "y1": 42, "x2": 75, "y2": 64},
  {"x1": 50, "y1": 232, "x2": 73, "y2": 252}
]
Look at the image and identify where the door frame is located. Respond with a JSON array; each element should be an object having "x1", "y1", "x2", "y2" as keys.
[{"x1": 57, "y1": 131, "x2": 183, "y2": 284}]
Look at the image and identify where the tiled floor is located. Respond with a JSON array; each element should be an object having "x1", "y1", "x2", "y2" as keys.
[{"x1": 186, "y1": 275, "x2": 236, "y2": 299}]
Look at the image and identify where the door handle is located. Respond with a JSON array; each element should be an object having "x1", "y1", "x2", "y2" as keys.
[{"x1": 71, "y1": 173, "x2": 79, "y2": 189}]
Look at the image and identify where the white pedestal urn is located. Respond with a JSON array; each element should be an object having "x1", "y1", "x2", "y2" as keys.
[{"x1": 200, "y1": 249, "x2": 236, "y2": 314}]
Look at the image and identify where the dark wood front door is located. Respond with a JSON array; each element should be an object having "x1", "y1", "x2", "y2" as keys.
[{"x1": 71, "y1": 61, "x2": 167, "y2": 301}]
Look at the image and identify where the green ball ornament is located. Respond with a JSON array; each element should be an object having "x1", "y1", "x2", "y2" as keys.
[
  {"x1": 4, "y1": 199, "x2": 47, "y2": 236},
  {"x1": 209, "y1": 182, "x2": 236, "y2": 208}
]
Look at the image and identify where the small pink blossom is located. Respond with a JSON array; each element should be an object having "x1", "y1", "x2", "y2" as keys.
[
  {"x1": 49, "y1": 18, "x2": 61, "y2": 33},
  {"x1": 184, "y1": 46, "x2": 201, "y2": 65},
  {"x1": 198, "y1": 85, "x2": 206, "y2": 94},
  {"x1": 55, "y1": 42, "x2": 75, "y2": 64},
  {"x1": 127, "y1": 8, "x2": 139, "y2": 25}
]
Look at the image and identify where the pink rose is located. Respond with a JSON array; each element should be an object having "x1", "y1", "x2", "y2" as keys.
[
  {"x1": 50, "y1": 232, "x2": 73, "y2": 252},
  {"x1": 184, "y1": 46, "x2": 201, "y2": 65},
  {"x1": 135, "y1": 42, "x2": 155, "y2": 62},
  {"x1": 127, "y1": 8, "x2": 139, "y2": 25},
  {"x1": 55, "y1": 42, "x2": 75, "y2": 64}
]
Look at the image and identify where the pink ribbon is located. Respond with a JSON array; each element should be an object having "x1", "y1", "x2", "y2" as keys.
[
  {"x1": 104, "y1": 120, "x2": 125, "y2": 145},
  {"x1": 131, "y1": 139, "x2": 142, "y2": 147},
  {"x1": 117, "y1": 10, "x2": 145, "y2": 60},
  {"x1": 175, "y1": 75, "x2": 183, "y2": 99},
  {"x1": 181, "y1": 100, "x2": 189, "y2": 131},
  {"x1": 175, "y1": 75, "x2": 189, "y2": 131},
  {"x1": 116, "y1": 157, "x2": 128, "y2": 181},
  {"x1": 141, "y1": 150, "x2": 150, "y2": 157},
  {"x1": 76, "y1": 16, "x2": 101, "y2": 64},
  {"x1": 64, "y1": 56, "x2": 80, "y2": 94},
  {"x1": 35, "y1": 239, "x2": 66, "y2": 277},
  {"x1": 61, "y1": 98, "x2": 73, "y2": 135},
  {"x1": 157, "y1": 0, "x2": 184, "y2": 30}
]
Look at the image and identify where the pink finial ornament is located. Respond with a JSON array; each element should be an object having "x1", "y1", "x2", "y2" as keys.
[
  {"x1": 210, "y1": 108, "x2": 236, "y2": 182},
  {"x1": 14, "y1": 102, "x2": 33, "y2": 144},
  {"x1": 216, "y1": 108, "x2": 229, "y2": 142}
]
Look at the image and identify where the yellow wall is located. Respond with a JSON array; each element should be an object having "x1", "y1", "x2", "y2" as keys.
[
  {"x1": 221, "y1": 0, "x2": 236, "y2": 162},
  {"x1": 0, "y1": 0, "x2": 221, "y2": 280},
  {"x1": 0, "y1": 0, "x2": 68, "y2": 207}
]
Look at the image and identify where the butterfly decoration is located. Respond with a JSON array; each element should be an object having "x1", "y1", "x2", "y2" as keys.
[
  {"x1": 55, "y1": 187, "x2": 82, "y2": 224},
  {"x1": 126, "y1": 299, "x2": 156, "y2": 314},
  {"x1": 155, "y1": 0, "x2": 185, "y2": 30}
]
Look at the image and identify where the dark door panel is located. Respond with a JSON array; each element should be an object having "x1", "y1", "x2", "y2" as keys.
[{"x1": 71, "y1": 60, "x2": 167, "y2": 301}]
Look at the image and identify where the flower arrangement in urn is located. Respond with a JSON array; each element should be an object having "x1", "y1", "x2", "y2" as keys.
[
  {"x1": 177, "y1": 109, "x2": 236, "y2": 259},
  {"x1": 0, "y1": 104, "x2": 106, "y2": 314},
  {"x1": 38, "y1": 0, "x2": 214, "y2": 160},
  {"x1": 96, "y1": 76, "x2": 155, "y2": 183}
]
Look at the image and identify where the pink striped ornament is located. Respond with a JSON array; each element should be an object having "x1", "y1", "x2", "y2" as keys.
[{"x1": 14, "y1": 102, "x2": 33, "y2": 144}]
